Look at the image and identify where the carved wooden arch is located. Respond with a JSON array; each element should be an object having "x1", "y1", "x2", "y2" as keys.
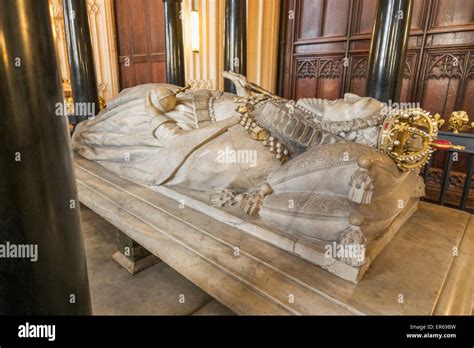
[
  {"x1": 296, "y1": 59, "x2": 318, "y2": 79},
  {"x1": 319, "y1": 59, "x2": 342, "y2": 79},
  {"x1": 351, "y1": 57, "x2": 368, "y2": 79},
  {"x1": 425, "y1": 53, "x2": 465, "y2": 80}
]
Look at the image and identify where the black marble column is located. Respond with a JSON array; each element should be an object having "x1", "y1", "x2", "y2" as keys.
[
  {"x1": 224, "y1": 0, "x2": 247, "y2": 93},
  {"x1": 63, "y1": 0, "x2": 99, "y2": 125},
  {"x1": 0, "y1": 0, "x2": 91, "y2": 314},
  {"x1": 366, "y1": 0, "x2": 413, "y2": 103},
  {"x1": 164, "y1": 0, "x2": 185, "y2": 86}
]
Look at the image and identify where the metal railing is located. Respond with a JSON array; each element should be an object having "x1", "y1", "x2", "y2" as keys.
[{"x1": 423, "y1": 131, "x2": 474, "y2": 211}]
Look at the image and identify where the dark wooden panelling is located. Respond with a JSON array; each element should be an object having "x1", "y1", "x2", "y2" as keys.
[
  {"x1": 278, "y1": 0, "x2": 474, "y2": 207},
  {"x1": 420, "y1": 51, "x2": 466, "y2": 119},
  {"x1": 400, "y1": 52, "x2": 418, "y2": 102},
  {"x1": 279, "y1": 0, "x2": 473, "y2": 123},
  {"x1": 411, "y1": 0, "x2": 426, "y2": 31},
  {"x1": 323, "y1": 0, "x2": 351, "y2": 37},
  {"x1": 353, "y1": 0, "x2": 378, "y2": 35},
  {"x1": 298, "y1": 0, "x2": 324, "y2": 39},
  {"x1": 347, "y1": 54, "x2": 369, "y2": 96},
  {"x1": 114, "y1": 0, "x2": 166, "y2": 90},
  {"x1": 431, "y1": 0, "x2": 474, "y2": 29}
]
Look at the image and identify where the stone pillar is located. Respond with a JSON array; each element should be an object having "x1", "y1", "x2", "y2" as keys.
[
  {"x1": 0, "y1": 0, "x2": 91, "y2": 314},
  {"x1": 112, "y1": 230, "x2": 160, "y2": 275},
  {"x1": 224, "y1": 0, "x2": 247, "y2": 93},
  {"x1": 366, "y1": 0, "x2": 413, "y2": 103},
  {"x1": 164, "y1": 0, "x2": 185, "y2": 86},
  {"x1": 63, "y1": 0, "x2": 100, "y2": 125}
]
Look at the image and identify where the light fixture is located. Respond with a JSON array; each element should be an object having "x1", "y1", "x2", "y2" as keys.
[{"x1": 191, "y1": 10, "x2": 199, "y2": 53}]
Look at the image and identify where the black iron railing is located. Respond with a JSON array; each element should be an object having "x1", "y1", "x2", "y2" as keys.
[{"x1": 423, "y1": 131, "x2": 474, "y2": 211}]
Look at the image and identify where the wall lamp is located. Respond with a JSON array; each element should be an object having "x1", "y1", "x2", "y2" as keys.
[{"x1": 191, "y1": 10, "x2": 200, "y2": 53}]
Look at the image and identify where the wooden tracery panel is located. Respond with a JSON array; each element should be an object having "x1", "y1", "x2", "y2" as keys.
[{"x1": 279, "y1": 0, "x2": 473, "y2": 127}]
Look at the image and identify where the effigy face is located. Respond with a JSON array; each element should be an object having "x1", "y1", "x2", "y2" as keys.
[{"x1": 72, "y1": 73, "x2": 447, "y2": 283}]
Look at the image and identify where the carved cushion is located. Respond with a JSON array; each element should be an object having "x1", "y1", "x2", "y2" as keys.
[
  {"x1": 263, "y1": 142, "x2": 424, "y2": 241},
  {"x1": 260, "y1": 192, "x2": 354, "y2": 241}
]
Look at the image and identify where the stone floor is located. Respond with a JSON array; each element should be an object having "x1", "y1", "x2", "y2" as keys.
[{"x1": 80, "y1": 204, "x2": 234, "y2": 315}]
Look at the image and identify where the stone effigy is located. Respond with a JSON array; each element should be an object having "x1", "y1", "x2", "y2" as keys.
[{"x1": 72, "y1": 72, "x2": 445, "y2": 282}]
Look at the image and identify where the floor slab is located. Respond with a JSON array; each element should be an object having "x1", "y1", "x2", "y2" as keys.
[
  {"x1": 80, "y1": 205, "x2": 234, "y2": 315},
  {"x1": 192, "y1": 299, "x2": 235, "y2": 316}
]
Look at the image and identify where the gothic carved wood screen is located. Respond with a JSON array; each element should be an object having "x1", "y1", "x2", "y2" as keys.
[
  {"x1": 278, "y1": 0, "x2": 474, "y2": 208},
  {"x1": 114, "y1": 0, "x2": 167, "y2": 89},
  {"x1": 279, "y1": 0, "x2": 473, "y2": 118}
]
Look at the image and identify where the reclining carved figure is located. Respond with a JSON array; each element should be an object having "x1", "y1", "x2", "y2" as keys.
[{"x1": 72, "y1": 72, "x2": 425, "y2": 269}]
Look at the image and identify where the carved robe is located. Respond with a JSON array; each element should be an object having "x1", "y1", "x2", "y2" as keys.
[{"x1": 72, "y1": 84, "x2": 281, "y2": 190}]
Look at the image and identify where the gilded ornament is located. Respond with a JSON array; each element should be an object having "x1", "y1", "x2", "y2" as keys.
[
  {"x1": 378, "y1": 108, "x2": 464, "y2": 171},
  {"x1": 448, "y1": 111, "x2": 473, "y2": 133}
]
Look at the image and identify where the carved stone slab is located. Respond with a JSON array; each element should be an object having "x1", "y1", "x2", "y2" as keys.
[
  {"x1": 74, "y1": 157, "x2": 473, "y2": 315},
  {"x1": 152, "y1": 185, "x2": 419, "y2": 283}
]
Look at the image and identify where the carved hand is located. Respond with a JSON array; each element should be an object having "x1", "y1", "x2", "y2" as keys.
[{"x1": 223, "y1": 71, "x2": 250, "y2": 97}]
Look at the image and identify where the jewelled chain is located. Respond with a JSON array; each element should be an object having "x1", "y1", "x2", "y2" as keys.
[{"x1": 234, "y1": 95, "x2": 290, "y2": 162}]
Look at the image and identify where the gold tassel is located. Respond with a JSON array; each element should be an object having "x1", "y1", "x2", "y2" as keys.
[{"x1": 348, "y1": 167, "x2": 374, "y2": 204}]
